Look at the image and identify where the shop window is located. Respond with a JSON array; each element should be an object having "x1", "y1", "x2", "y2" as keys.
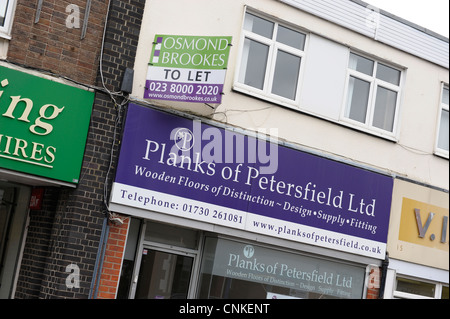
[
  {"x1": 342, "y1": 53, "x2": 402, "y2": 137},
  {"x1": 234, "y1": 10, "x2": 306, "y2": 106},
  {"x1": 0, "y1": 0, "x2": 16, "y2": 38},
  {"x1": 198, "y1": 237, "x2": 366, "y2": 299},
  {"x1": 435, "y1": 84, "x2": 449, "y2": 158},
  {"x1": 393, "y1": 277, "x2": 448, "y2": 299}
]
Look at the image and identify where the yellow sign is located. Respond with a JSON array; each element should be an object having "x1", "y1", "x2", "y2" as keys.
[{"x1": 399, "y1": 198, "x2": 449, "y2": 251}]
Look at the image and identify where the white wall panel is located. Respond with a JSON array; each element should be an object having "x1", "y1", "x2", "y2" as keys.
[{"x1": 299, "y1": 34, "x2": 348, "y2": 120}]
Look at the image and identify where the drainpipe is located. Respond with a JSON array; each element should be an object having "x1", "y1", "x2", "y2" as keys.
[
  {"x1": 378, "y1": 252, "x2": 389, "y2": 299},
  {"x1": 89, "y1": 216, "x2": 109, "y2": 299}
]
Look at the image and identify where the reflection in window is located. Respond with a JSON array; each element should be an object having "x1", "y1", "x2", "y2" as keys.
[{"x1": 198, "y1": 237, "x2": 365, "y2": 299}]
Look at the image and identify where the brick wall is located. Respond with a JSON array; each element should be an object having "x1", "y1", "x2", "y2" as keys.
[
  {"x1": 95, "y1": 216, "x2": 130, "y2": 299},
  {"x1": 14, "y1": 187, "x2": 60, "y2": 299},
  {"x1": 6, "y1": 0, "x2": 108, "y2": 296},
  {"x1": 7, "y1": 0, "x2": 107, "y2": 85},
  {"x1": 10, "y1": 0, "x2": 145, "y2": 299},
  {"x1": 91, "y1": 0, "x2": 146, "y2": 298},
  {"x1": 366, "y1": 287, "x2": 380, "y2": 299}
]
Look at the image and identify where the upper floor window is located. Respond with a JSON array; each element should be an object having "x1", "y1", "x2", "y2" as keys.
[
  {"x1": 342, "y1": 53, "x2": 402, "y2": 135},
  {"x1": 435, "y1": 84, "x2": 449, "y2": 157},
  {"x1": 0, "y1": 0, "x2": 16, "y2": 38},
  {"x1": 235, "y1": 11, "x2": 306, "y2": 105}
]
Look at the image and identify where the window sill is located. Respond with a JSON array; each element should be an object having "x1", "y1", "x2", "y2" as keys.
[
  {"x1": 232, "y1": 84, "x2": 399, "y2": 143},
  {"x1": 434, "y1": 150, "x2": 449, "y2": 160},
  {"x1": 232, "y1": 84, "x2": 301, "y2": 111},
  {"x1": 337, "y1": 119, "x2": 398, "y2": 142},
  {"x1": 0, "y1": 32, "x2": 12, "y2": 40}
]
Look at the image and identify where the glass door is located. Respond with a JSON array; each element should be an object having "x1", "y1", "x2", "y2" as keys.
[
  {"x1": 0, "y1": 187, "x2": 15, "y2": 277},
  {"x1": 134, "y1": 248, "x2": 194, "y2": 299},
  {"x1": 0, "y1": 182, "x2": 31, "y2": 298}
]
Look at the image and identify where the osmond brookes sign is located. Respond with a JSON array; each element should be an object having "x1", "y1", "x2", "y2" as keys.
[
  {"x1": 111, "y1": 103, "x2": 394, "y2": 259},
  {"x1": 144, "y1": 34, "x2": 232, "y2": 104},
  {"x1": 0, "y1": 65, "x2": 94, "y2": 184}
]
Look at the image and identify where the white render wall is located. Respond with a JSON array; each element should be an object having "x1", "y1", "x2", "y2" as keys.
[{"x1": 131, "y1": 0, "x2": 449, "y2": 191}]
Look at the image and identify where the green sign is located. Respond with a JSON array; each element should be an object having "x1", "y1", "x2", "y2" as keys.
[
  {"x1": 0, "y1": 65, "x2": 94, "y2": 184},
  {"x1": 150, "y1": 34, "x2": 232, "y2": 69}
]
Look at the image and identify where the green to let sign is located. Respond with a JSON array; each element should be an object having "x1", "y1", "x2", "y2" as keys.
[
  {"x1": 0, "y1": 65, "x2": 94, "y2": 184},
  {"x1": 145, "y1": 34, "x2": 232, "y2": 103}
]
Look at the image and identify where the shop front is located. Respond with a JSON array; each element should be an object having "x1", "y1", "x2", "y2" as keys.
[
  {"x1": 0, "y1": 63, "x2": 94, "y2": 298},
  {"x1": 384, "y1": 179, "x2": 449, "y2": 299},
  {"x1": 109, "y1": 102, "x2": 394, "y2": 299},
  {"x1": 116, "y1": 219, "x2": 370, "y2": 299}
]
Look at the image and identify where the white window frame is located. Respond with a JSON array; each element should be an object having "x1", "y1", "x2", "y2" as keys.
[
  {"x1": 434, "y1": 83, "x2": 449, "y2": 158},
  {"x1": 0, "y1": 0, "x2": 16, "y2": 39},
  {"x1": 340, "y1": 52, "x2": 403, "y2": 140},
  {"x1": 233, "y1": 8, "x2": 307, "y2": 109},
  {"x1": 392, "y1": 275, "x2": 448, "y2": 299}
]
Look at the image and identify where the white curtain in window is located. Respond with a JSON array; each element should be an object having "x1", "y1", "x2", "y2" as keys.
[
  {"x1": 345, "y1": 76, "x2": 370, "y2": 123},
  {"x1": 438, "y1": 109, "x2": 449, "y2": 151},
  {"x1": 0, "y1": 1, "x2": 9, "y2": 27},
  {"x1": 373, "y1": 86, "x2": 397, "y2": 132}
]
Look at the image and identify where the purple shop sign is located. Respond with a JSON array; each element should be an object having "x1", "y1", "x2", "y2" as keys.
[{"x1": 111, "y1": 103, "x2": 394, "y2": 259}]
